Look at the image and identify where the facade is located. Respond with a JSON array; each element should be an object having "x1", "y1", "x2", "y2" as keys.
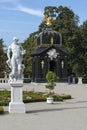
[{"x1": 31, "y1": 28, "x2": 68, "y2": 82}]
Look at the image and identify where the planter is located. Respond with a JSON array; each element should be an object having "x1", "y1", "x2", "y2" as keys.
[
  {"x1": 78, "y1": 77, "x2": 82, "y2": 84},
  {"x1": 47, "y1": 97, "x2": 53, "y2": 104}
]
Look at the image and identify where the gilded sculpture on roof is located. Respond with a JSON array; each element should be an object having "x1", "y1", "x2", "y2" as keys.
[{"x1": 43, "y1": 16, "x2": 54, "y2": 26}]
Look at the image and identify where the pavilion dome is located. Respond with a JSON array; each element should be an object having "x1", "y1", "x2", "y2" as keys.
[{"x1": 36, "y1": 28, "x2": 62, "y2": 46}]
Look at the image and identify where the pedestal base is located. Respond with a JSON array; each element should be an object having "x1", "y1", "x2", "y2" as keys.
[
  {"x1": 9, "y1": 80, "x2": 25, "y2": 113},
  {"x1": 9, "y1": 102, "x2": 25, "y2": 113}
]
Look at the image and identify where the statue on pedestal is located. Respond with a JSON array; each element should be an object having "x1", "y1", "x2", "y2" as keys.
[{"x1": 7, "y1": 37, "x2": 26, "y2": 82}]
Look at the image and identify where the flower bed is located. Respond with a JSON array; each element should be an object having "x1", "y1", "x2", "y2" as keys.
[{"x1": 0, "y1": 90, "x2": 72, "y2": 106}]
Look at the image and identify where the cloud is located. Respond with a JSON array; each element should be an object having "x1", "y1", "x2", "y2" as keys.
[
  {"x1": 17, "y1": 5, "x2": 43, "y2": 17},
  {"x1": 0, "y1": 0, "x2": 43, "y2": 17},
  {"x1": 3, "y1": 5, "x2": 43, "y2": 17}
]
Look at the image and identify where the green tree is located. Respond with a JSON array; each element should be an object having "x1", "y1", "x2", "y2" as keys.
[
  {"x1": 0, "y1": 39, "x2": 7, "y2": 78},
  {"x1": 22, "y1": 34, "x2": 37, "y2": 77},
  {"x1": 75, "y1": 20, "x2": 87, "y2": 76},
  {"x1": 39, "y1": 6, "x2": 58, "y2": 31},
  {"x1": 39, "y1": 6, "x2": 80, "y2": 75},
  {"x1": 23, "y1": 6, "x2": 87, "y2": 77},
  {"x1": 45, "y1": 71, "x2": 57, "y2": 91},
  {"x1": 53, "y1": 6, "x2": 79, "y2": 48}
]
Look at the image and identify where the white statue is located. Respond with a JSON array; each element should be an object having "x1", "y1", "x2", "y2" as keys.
[{"x1": 7, "y1": 37, "x2": 26, "y2": 82}]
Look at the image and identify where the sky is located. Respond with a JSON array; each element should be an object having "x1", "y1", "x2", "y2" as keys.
[{"x1": 0, "y1": 0, "x2": 87, "y2": 47}]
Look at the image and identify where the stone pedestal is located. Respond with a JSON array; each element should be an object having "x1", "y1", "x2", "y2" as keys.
[
  {"x1": 9, "y1": 80, "x2": 25, "y2": 113},
  {"x1": 78, "y1": 77, "x2": 82, "y2": 84}
]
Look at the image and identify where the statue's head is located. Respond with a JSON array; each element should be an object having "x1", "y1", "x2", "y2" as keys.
[{"x1": 13, "y1": 37, "x2": 19, "y2": 42}]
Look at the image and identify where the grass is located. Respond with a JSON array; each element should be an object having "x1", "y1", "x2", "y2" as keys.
[{"x1": 0, "y1": 90, "x2": 72, "y2": 106}]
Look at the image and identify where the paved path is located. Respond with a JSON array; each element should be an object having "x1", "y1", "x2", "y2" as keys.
[{"x1": 0, "y1": 83, "x2": 87, "y2": 130}]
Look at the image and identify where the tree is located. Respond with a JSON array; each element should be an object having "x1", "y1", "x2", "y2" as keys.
[
  {"x1": 0, "y1": 39, "x2": 7, "y2": 78},
  {"x1": 39, "y1": 6, "x2": 80, "y2": 76},
  {"x1": 39, "y1": 6, "x2": 58, "y2": 31},
  {"x1": 53, "y1": 6, "x2": 79, "y2": 48},
  {"x1": 23, "y1": 6, "x2": 87, "y2": 77},
  {"x1": 45, "y1": 71, "x2": 57, "y2": 91},
  {"x1": 22, "y1": 34, "x2": 37, "y2": 77},
  {"x1": 76, "y1": 20, "x2": 87, "y2": 76}
]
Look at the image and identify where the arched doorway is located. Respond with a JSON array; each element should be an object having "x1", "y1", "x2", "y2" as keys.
[{"x1": 49, "y1": 60, "x2": 56, "y2": 72}]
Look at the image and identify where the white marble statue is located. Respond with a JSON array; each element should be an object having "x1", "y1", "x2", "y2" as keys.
[{"x1": 7, "y1": 37, "x2": 26, "y2": 82}]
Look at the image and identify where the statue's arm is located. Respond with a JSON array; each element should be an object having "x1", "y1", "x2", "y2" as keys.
[{"x1": 6, "y1": 46, "x2": 12, "y2": 68}]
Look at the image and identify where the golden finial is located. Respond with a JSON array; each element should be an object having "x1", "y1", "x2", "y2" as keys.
[{"x1": 43, "y1": 16, "x2": 54, "y2": 26}]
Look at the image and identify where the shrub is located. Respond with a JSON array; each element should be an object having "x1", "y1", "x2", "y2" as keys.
[
  {"x1": 53, "y1": 95, "x2": 63, "y2": 101},
  {"x1": 61, "y1": 94, "x2": 72, "y2": 99},
  {"x1": 45, "y1": 71, "x2": 57, "y2": 91},
  {"x1": 0, "y1": 90, "x2": 72, "y2": 105},
  {"x1": 46, "y1": 71, "x2": 57, "y2": 83},
  {"x1": 0, "y1": 106, "x2": 4, "y2": 114}
]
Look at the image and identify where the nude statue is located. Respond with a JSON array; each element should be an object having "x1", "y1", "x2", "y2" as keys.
[{"x1": 7, "y1": 37, "x2": 26, "y2": 81}]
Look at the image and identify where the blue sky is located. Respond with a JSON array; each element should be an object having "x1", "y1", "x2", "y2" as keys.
[{"x1": 0, "y1": 0, "x2": 87, "y2": 46}]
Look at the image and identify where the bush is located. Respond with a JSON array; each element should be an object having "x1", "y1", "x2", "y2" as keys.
[
  {"x1": 45, "y1": 71, "x2": 57, "y2": 91},
  {"x1": 46, "y1": 71, "x2": 57, "y2": 82},
  {"x1": 61, "y1": 94, "x2": 72, "y2": 99},
  {"x1": 53, "y1": 95, "x2": 63, "y2": 101},
  {"x1": 45, "y1": 82, "x2": 56, "y2": 90},
  {"x1": 0, "y1": 106, "x2": 4, "y2": 114},
  {"x1": 0, "y1": 90, "x2": 11, "y2": 106},
  {"x1": 0, "y1": 90, "x2": 72, "y2": 105}
]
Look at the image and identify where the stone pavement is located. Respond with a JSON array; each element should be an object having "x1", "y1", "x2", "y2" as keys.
[{"x1": 0, "y1": 83, "x2": 87, "y2": 130}]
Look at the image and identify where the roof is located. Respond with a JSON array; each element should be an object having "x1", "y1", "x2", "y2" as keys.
[
  {"x1": 31, "y1": 45, "x2": 68, "y2": 56},
  {"x1": 36, "y1": 29, "x2": 62, "y2": 45}
]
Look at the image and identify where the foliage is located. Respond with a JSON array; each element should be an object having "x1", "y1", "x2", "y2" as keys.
[
  {"x1": 0, "y1": 39, "x2": 7, "y2": 78},
  {"x1": 69, "y1": 20, "x2": 87, "y2": 76},
  {"x1": 43, "y1": 6, "x2": 87, "y2": 77},
  {"x1": 78, "y1": 21, "x2": 87, "y2": 76},
  {"x1": 22, "y1": 35, "x2": 37, "y2": 77},
  {"x1": 46, "y1": 71, "x2": 57, "y2": 82},
  {"x1": 23, "y1": 91, "x2": 46, "y2": 103},
  {"x1": 22, "y1": 5, "x2": 87, "y2": 77},
  {"x1": 0, "y1": 90, "x2": 71, "y2": 106},
  {"x1": 60, "y1": 94, "x2": 72, "y2": 99},
  {"x1": 39, "y1": 6, "x2": 84, "y2": 76},
  {"x1": 0, "y1": 5, "x2": 86, "y2": 77},
  {"x1": 45, "y1": 71, "x2": 57, "y2": 91},
  {"x1": 0, "y1": 106, "x2": 4, "y2": 114},
  {"x1": 0, "y1": 90, "x2": 11, "y2": 106}
]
